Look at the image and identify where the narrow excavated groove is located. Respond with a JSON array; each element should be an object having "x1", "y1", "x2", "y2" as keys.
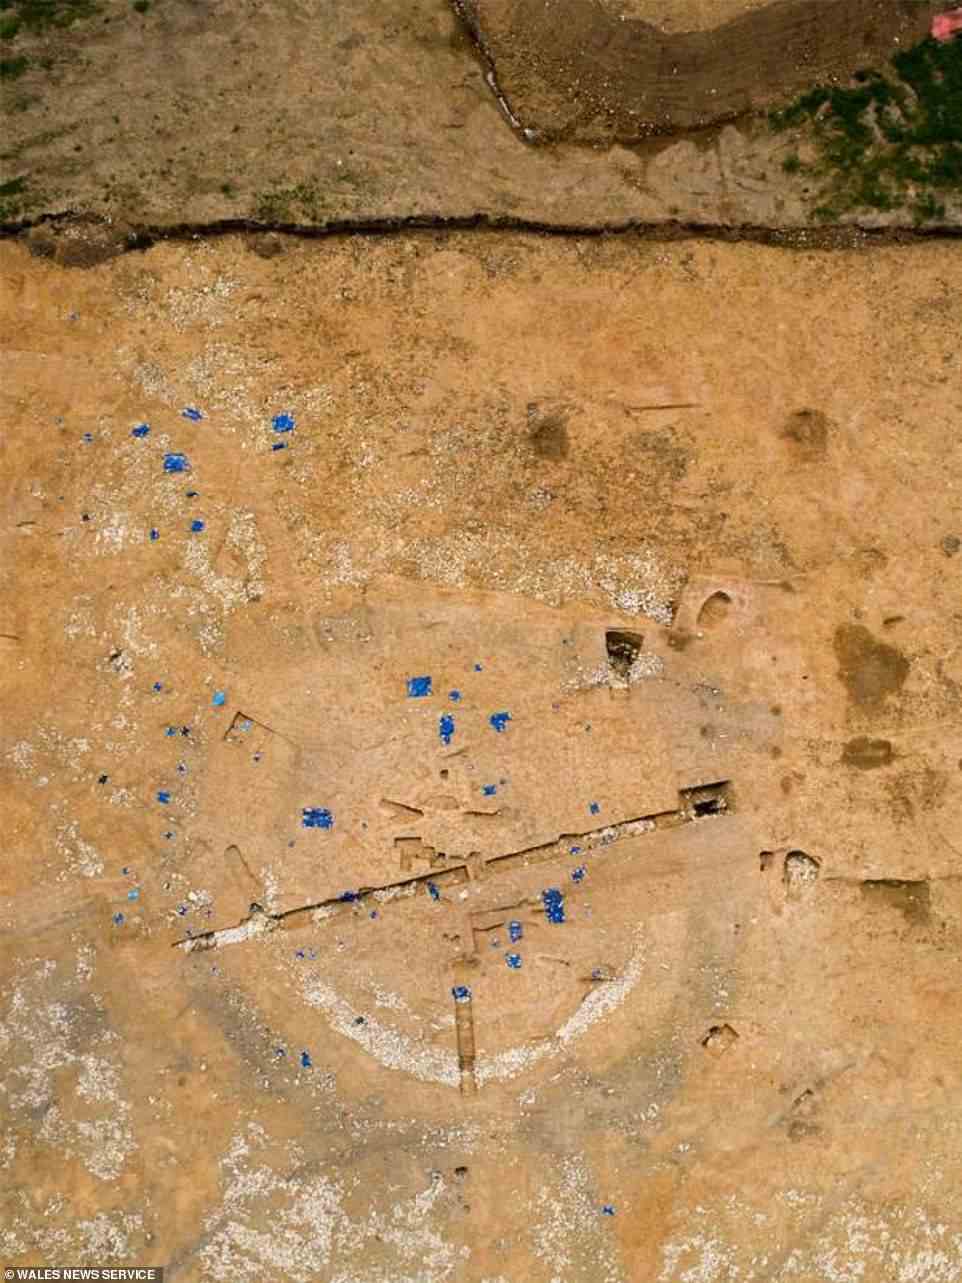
[
  {"x1": 381, "y1": 798, "x2": 426, "y2": 818},
  {"x1": 223, "y1": 711, "x2": 293, "y2": 744},
  {"x1": 448, "y1": 0, "x2": 538, "y2": 142},
  {"x1": 174, "y1": 781, "x2": 732, "y2": 953},
  {"x1": 5, "y1": 211, "x2": 962, "y2": 257},
  {"x1": 454, "y1": 992, "x2": 478, "y2": 1096},
  {"x1": 451, "y1": 959, "x2": 480, "y2": 1096}
]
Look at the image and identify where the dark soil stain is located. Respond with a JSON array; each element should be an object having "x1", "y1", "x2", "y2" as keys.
[
  {"x1": 244, "y1": 232, "x2": 286, "y2": 259},
  {"x1": 527, "y1": 401, "x2": 570, "y2": 459},
  {"x1": 781, "y1": 408, "x2": 830, "y2": 459},
  {"x1": 852, "y1": 547, "x2": 888, "y2": 578},
  {"x1": 833, "y1": 623, "x2": 909, "y2": 711},
  {"x1": 841, "y1": 736, "x2": 894, "y2": 769},
  {"x1": 860, "y1": 878, "x2": 931, "y2": 925},
  {"x1": 622, "y1": 426, "x2": 689, "y2": 482},
  {"x1": 26, "y1": 223, "x2": 126, "y2": 268},
  {"x1": 883, "y1": 765, "x2": 948, "y2": 823},
  {"x1": 786, "y1": 1087, "x2": 821, "y2": 1142}
]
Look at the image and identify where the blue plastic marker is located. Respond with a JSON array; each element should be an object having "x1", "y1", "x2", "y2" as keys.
[
  {"x1": 302, "y1": 807, "x2": 334, "y2": 829},
  {"x1": 542, "y1": 888, "x2": 565, "y2": 923}
]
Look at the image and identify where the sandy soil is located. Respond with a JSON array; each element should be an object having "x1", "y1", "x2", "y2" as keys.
[
  {"x1": 602, "y1": 0, "x2": 772, "y2": 33},
  {"x1": 4, "y1": 231, "x2": 962, "y2": 1279}
]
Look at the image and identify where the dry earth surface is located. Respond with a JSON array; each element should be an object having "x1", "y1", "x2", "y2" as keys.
[
  {"x1": 460, "y1": 0, "x2": 931, "y2": 137},
  {"x1": 5, "y1": 0, "x2": 962, "y2": 1278},
  {"x1": 4, "y1": 230, "x2": 962, "y2": 1280},
  {"x1": 604, "y1": 0, "x2": 771, "y2": 31},
  {"x1": 0, "y1": 0, "x2": 949, "y2": 234}
]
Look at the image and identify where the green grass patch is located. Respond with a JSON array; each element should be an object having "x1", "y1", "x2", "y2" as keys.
[
  {"x1": 255, "y1": 181, "x2": 328, "y2": 223},
  {"x1": 0, "y1": 0, "x2": 99, "y2": 35},
  {"x1": 770, "y1": 35, "x2": 962, "y2": 222},
  {"x1": 0, "y1": 173, "x2": 29, "y2": 218},
  {"x1": 0, "y1": 52, "x2": 28, "y2": 76}
]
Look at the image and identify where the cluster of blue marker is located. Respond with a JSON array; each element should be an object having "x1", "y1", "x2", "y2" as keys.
[
  {"x1": 129, "y1": 407, "x2": 295, "y2": 543},
  {"x1": 403, "y1": 670, "x2": 603, "y2": 982},
  {"x1": 111, "y1": 866, "x2": 142, "y2": 928},
  {"x1": 542, "y1": 887, "x2": 566, "y2": 924},
  {"x1": 272, "y1": 412, "x2": 295, "y2": 451}
]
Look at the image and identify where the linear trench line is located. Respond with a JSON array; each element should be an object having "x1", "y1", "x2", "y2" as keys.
[
  {"x1": 174, "y1": 780, "x2": 733, "y2": 953},
  {"x1": 1, "y1": 210, "x2": 951, "y2": 250}
]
